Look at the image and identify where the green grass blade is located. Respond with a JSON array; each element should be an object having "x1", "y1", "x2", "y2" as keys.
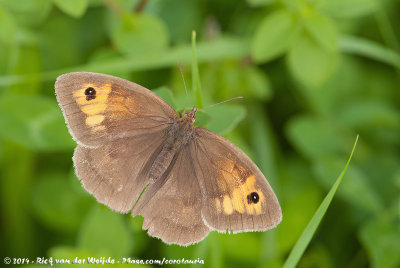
[
  {"x1": 191, "y1": 30, "x2": 204, "y2": 108},
  {"x1": 374, "y1": 1, "x2": 399, "y2": 52},
  {"x1": 340, "y1": 35, "x2": 400, "y2": 70},
  {"x1": 283, "y1": 134, "x2": 359, "y2": 268},
  {"x1": 0, "y1": 37, "x2": 249, "y2": 87}
]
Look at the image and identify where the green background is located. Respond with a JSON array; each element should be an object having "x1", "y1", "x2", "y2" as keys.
[{"x1": 0, "y1": 0, "x2": 399, "y2": 267}]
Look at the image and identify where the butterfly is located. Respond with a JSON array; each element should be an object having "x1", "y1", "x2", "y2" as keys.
[{"x1": 55, "y1": 72, "x2": 281, "y2": 246}]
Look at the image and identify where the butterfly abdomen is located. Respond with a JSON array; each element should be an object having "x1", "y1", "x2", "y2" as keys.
[
  {"x1": 149, "y1": 142, "x2": 175, "y2": 182},
  {"x1": 148, "y1": 117, "x2": 195, "y2": 183}
]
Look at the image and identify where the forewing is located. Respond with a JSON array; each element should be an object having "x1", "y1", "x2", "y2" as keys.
[
  {"x1": 132, "y1": 145, "x2": 211, "y2": 246},
  {"x1": 73, "y1": 130, "x2": 167, "y2": 213},
  {"x1": 193, "y1": 128, "x2": 282, "y2": 233},
  {"x1": 55, "y1": 72, "x2": 177, "y2": 147}
]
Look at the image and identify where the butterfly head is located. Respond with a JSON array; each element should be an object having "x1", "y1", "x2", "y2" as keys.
[
  {"x1": 179, "y1": 107, "x2": 197, "y2": 126},
  {"x1": 185, "y1": 108, "x2": 197, "y2": 124}
]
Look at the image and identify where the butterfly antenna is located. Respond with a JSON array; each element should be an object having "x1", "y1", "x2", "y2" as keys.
[
  {"x1": 178, "y1": 62, "x2": 191, "y2": 108},
  {"x1": 199, "y1": 96, "x2": 243, "y2": 111}
]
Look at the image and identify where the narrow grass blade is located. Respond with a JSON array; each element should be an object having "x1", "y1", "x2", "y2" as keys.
[
  {"x1": 340, "y1": 35, "x2": 400, "y2": 70},
  {"x1": 191, "y1": 30, "x2": 204, "y2": 108},
  {"x1": 283, "y1": 134, "x2": 359, "y2": 268},
  {"x1": 0, "y1": 38, "x2": 249, "y2": 87}
]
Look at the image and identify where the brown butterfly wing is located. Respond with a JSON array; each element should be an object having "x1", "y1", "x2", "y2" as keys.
[
  {"x1": 193, "y1": 128, "x2": 282, "y2": 233},
  {"x1": 55, "y1": 72, "x2": 177, "y2": 147},
  {"x1": 73, "y1": 131, "x2": 167, "y2": 213},
  {"x1": 131, "y1": 145, "x2": 210, "y2": 246}
]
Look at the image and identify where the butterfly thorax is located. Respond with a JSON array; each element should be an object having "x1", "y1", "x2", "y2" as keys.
[{"x1": 148, "y1": 108, "x2": 197, "y2": 182}]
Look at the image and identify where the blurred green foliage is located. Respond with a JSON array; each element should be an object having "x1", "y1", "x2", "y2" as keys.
[{"x1": 0, "y1": 0, "x2": 399, "y2": 267}]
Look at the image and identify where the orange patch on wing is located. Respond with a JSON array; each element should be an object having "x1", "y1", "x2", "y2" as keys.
[
  {"x1": 240, "y1": 175, "x2": 264, "y2": 215},
  {"x1": 215, "y1": 159, "x2": 264, "y2": 215},
  {"x1": 105, "y1": 93, "x2": 138, "y2": 120},
  {"x1": 73, "y1": 83, "x2": 112, "y2": 115},
  {"x1": 108, "y1": 103, "x2": 130, "y2": 118},
  {"x1": 85, "y1": 115, "x2": 104, "y2": 126},
  {"x1": 219, "y1": 171, "x2": 264, "y2": 215},
  {"x1": 94, "y1": 125, "x2": 106, "y2": 131},
  {"x1": 222, "y1": 195, "x2": 233, "y2": 215},
  {"x1": 229, "y1": 174, "x2": 263, "y2": 215},
  {"x1": 107, "y1": 96, "x2": 128, "y2": 112},
  {"x1": 231, "y1": 188, "x2": 245, "y2": 213}
]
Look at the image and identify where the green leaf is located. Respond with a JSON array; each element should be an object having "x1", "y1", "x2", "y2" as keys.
[
  {"x1": 318, "y1": 0, "x2": 376, "y2": 19},
  {"x1": 244, "y1": 66, "x2": 272, "y2": 100},
  {"x1": 8, "y1": 34, "x2": 42, "y2": 94},
  {"x1": 205, "y1": 104, "x2": 246, "y2": 135},
  {"x1": 77, "y1": 205, "x2": 133, "y2": 257},
  {"x1": 286, "y1": 115, "x2": 346, "y2": 159},
  {"x1": 277, "y1": 182, "x2": 321, "y2": 253},
  {"x1": 337, "y1": 100, "x2": 400, "y2": 129},
  {"x1": 205, "y1": 62, "x2": 272, "y2": 101},
  {"x1": 313, "y1": 157, "x2": 383, "y2": 214},
  {"x1": 88, "y1": 47, "x2": 131, "y2": 80},
  {"x1": 281, "y1": 0, "x2": 303, "y2": 11},
  {"x1": 247, "y1": 0, "x2": 276, "y2": 7},
  {"x1": 1, "y1": 144, "x2": 35, "y2": 256},
  {"x1": 37, "y1": 9, "x2": 99, "y2": 70},
  {"x1": 153, "y1": 86, "x2": 177, "y2": 109},
  {"x1": 303, "y1": 10, "x2": 338, "y2": 52},
  {"x1": 127, "y1": 216, "x2": 149, "y2": 256},
  {"x1": 52, "y1": 0, "x2": 88, "y2": 18},
  {"x1": 359, "y1": 210, "x2": 400, "y2": 268},
  {"x1": 287, "y1": 34, "x2": 339, "y2": 88},
  {"x1": 251, "y1": 9, "x2": 298, "y2": 63},
  {"x1": 0, "y1": 7, "x2": 16, "y2": 46},
  {"x1": 0, "y1": 94, "x2": 75, "y2": 151},
  {"x1": 194, "y1": 110, "x2": 212, "y2": 128},
  {"x1": 32, "y1": 172, "x2": 92, "y2": 232},
  {"x1": 0, "y1": 43, "x2": 10, "y2": 75},
  {"x1": 394, "y1": 169, "x2": 400, "y2": 189},
  {"x1": 157, "y1": 0, "x2": 200, "y2": 44},
  {"x1": 109, "y1": 13, "x2": 169, "y2": 57},
  {"x1": 220, "y1": 233, "x2": 262, "y2": 262},
  {"x1": 283, "y1": 135, "x2": 359, "y2": 268},
  {"x1": 297, "y1": 244, "x2": 333, "y2": 268},
  {"x1": 0, "y1": 0, "x2": 52, "y2": 26}
]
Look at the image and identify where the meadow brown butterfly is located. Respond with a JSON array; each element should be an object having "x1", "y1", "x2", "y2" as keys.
[{"x1": 55, "y1": 72, "x2": 281, "y2": 246}]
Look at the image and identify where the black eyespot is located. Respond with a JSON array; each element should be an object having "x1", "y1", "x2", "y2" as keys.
[
  {"x1": 84, "y1": 87, "x2": 96, "y2": 101},
  {"x1": 247, "y1": 192, "x2": 259, "y2": 204}
]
